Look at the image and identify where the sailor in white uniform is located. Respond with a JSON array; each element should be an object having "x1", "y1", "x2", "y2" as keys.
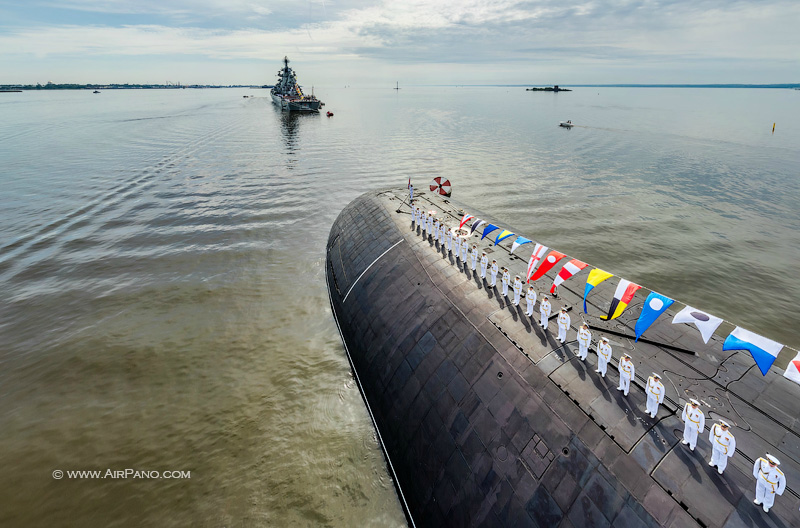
[
  {"x1": 434, "y1": 218, "x2": 441, "y2": 243},
  {"x1": 681, "y1": 399, "x2": 705, "y2": 451},
  {"x1": 557, "y1": 307, "x2": 570, "y2": 343},
  {"x1": 460, "y1": 237, "x2": 469, "y2": 263},
  {"x1": 753, "y1": 454, "x2": 786, "y2": 513},
  {"x1": 470, "y1": 245, "x2": 479, "y2": 271},
  {"x1": 446, "y1": 227, "x2": 453, "y2": 253},
  {"x1": 439, "y1": 222, "x2": 446, "y2": 246},
  {"x1": 617, "y1": 353, "x2": 634, "y2": 396},
  {"x1": 577, "y1": 324, "x2": 591, "y2": 361},
  {"x1": 645, "y1": 373, "x2": 665, "y2": 418},
  {"x1": 596, "y1": 337, "x2": 612, "y2": 377},
  {"x1": 490, "y1": 260, "x2": 499, "y2": 287},
  {"x1": 501, "y1": 268, "x2": 511, "y2": 297},
  {"x1": 411, "y1": 206, "x2": 417, "y2": 226},
  {"x1": 539, "y1": 296, "x2": 551, "y2": 329},
  {"x1": 479, "y1": 252, "x2": 488, "y2": 279},
  {"x1": 512, "y1": 276, "x2": 523, "y2": 306},
  {"x1": 708, "y1": 420, "x2": 735, "y2": 475},
  {"x1": 525, "y1": 286, "x2": 536, "y2": 316},
  {"x1": 427, "y1": 213, "x2": 434, "y2": 238}
]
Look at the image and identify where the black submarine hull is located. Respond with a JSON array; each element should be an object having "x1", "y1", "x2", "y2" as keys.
[{"x1": 326, "y1": 189, "x2": 800, "y2": 527}]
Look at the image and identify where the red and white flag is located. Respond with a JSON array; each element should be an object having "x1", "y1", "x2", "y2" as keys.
[
  {"x1": 784, "y1": 351, "x2": 800, "y2": 385},
  {"x1": 529, "y1": 250, "x2": 566, "y2": 282},
  {"x1": 550, "y1": 259, "x2": 588, "y2": 293},
  {"x1": 526, "y1": 244, "x2": 548, "y2": 282},
  {"x1": 458, "y1": 214, "x2": 474, "y2": 229}
]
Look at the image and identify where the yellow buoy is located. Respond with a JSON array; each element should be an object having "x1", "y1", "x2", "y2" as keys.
[{"x1": 773, "y1": 123, "x2": 776, "y2": 133}]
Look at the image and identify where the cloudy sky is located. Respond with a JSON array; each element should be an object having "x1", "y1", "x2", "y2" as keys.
[{"x1": 1, "y1": 0, "x2": 798, "y2": 85}]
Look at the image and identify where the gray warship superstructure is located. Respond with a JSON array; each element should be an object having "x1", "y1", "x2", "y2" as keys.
[
  {"x1": 270, "y1": 56, "x2": 321, "y2": 112},
  {"x1": 326, "y1": 188, "x2": 800, "y2": 527}
]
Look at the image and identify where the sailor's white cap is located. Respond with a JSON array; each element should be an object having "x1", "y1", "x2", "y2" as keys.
[
  {"x1": 767, "y1": 454, "x2": 780, "y2": 465},
  {"x1": 561, "y1": 306, "x2": 567, "y2": 311},
  {"x1": 690, "y1": 399, "x2": 700, "y2": 406},
  {"x1": 601, "y1": 336, "x2": 609, "y2": 342},
  {"x1": 652, "y1": 372, "x2": 661, "y2": 378},
  {"x1": 718, "y1": 420, "x2": 730, "y2": 427},
  {"x1": 622, "y1": 353, "x2": 631, "y2": 359}
]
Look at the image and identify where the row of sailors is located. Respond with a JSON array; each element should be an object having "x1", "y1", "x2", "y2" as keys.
[{"x1": 411, "y1": 206, "x2": 789, "y2": 514}]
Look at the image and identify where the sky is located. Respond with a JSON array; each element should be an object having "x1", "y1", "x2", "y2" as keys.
[{"x1": 0, "y1": 0, "x2": 798, "y2": 86}]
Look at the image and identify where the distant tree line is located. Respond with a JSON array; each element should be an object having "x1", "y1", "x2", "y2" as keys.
[{"x1": 1, "y1": 82, "x2": 270, "y2": 90}]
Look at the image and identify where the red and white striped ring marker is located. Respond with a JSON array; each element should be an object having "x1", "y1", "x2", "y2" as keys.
[{"x1": 429, "y1": 177, "x2": 452, "y2": 196}]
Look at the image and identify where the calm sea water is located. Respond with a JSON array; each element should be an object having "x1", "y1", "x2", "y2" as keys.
[{"x1": 1, "y1": 86, "x2": 798, "y2": 526}]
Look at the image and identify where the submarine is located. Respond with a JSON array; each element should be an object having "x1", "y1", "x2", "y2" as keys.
[{"x1": 325, "y1": 187, "x2": 800, "y2": 527}]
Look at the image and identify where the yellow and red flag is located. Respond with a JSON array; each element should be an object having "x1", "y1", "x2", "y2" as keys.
[{"x1": 602, "y1": 279, "x2": 642, "y2": 320}]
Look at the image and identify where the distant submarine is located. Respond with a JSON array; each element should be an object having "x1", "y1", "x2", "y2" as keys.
[{"x1": 326, "y1": 188, "x2": 800, "y2": 527}]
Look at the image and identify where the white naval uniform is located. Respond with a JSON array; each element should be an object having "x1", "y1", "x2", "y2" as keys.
[
  {"x1": 471, "y1": 248, "x2": 478, "y2": 271},
  {"x1": 557, "y1": 312, "x2": 570, "y2": 343},
  {"x1": 427, "y1": 216, "x2": 434, "y2": 236},
  {"x1": 434, "y1": 220, "x2": 440, "y2": 242},
  {"x1": 617, "y1": 359, "x2": 634, "y2": 396},
  {"x1": 480, "y1": 255, "x2": 488, "y2": 279},
  {"x1": 525, "y1": 288, "x2": 536, "y2": 316},
  {"x1": 539, "y1": 299, "x2": 551, "y2": 328},
  {"x1": 512, "y1": 279, "x2": 523, "y2": 306},
  {"x1": 681, "y1": 404, "x2": 705, "y2": 451},
  {"x1": 709, "y1": 425, "x2": 736, "y2": 474},
  {"x1": 577, "y1": 327, "x2": 591, "y2": 360},
  {"x1": 753, "y1": 457, "x2": 786, "y2": 511},
  {"x1": 423, "y1": 215, "x2": 429, "y2": 235},
  {"x1": 501, "y1": 270, "x2": 510, "y2": 297},
  {"x1": 597, "y1": 341, "x2": 612, "y2": 377},
  {"x1": 490, "y1": 263, "x2": 499, "y2": 286},
  {"x1": 446, "y1": 230, "x2": 452, "y2": 252},
  {"x1": 645, "y1": 377, "x2": 665, "y2": 418},
  {"x1": 460, "y1": 239, "x2": 469, "y2": 262},
  {"x1": 439, "y1": 224, "x2": 446, "y2": 245},
  {"x1": 412, "y1": 207, "x2": 417, "y2": 225}
]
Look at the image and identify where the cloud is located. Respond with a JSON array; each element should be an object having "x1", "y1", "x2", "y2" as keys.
[{"x1": 1, "y1": 0, "x2": 798, "y2": 82}]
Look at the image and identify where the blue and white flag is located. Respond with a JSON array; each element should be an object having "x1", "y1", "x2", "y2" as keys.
[
  {"x1": 481, "y1": 224, "x2": 499, "y2": 240},
  {"x1": 470, "y1": 219, "x2": 486, "y2": 234},
  {"x1": 510, "y1": 236, "x2": 532, "y2": 255},
  {"x1": 635, "y1": 292, "x2": 675, "y2": 341},
  {"x1": 723, "y1": 327, "x2": 784, "y2": 376}
]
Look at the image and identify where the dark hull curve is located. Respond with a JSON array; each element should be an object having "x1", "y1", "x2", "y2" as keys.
[{"x1": 326, "y1": 188, "x2": 800, "y2": 527}]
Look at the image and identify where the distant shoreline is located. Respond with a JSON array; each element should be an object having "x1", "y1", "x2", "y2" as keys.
[
  {"x1": 433, "y1": 83, "x2": 800, "y2": 89},
  {"x1": 0, "y1": 83, "x2": 272, "y2": 91}
]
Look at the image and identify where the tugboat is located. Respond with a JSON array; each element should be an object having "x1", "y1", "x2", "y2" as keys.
[{"x1": 270, "y1": 56, "x2": 322, "y2": 112}]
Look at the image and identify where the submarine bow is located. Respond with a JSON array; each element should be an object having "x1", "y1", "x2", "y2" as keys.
[{"x1": 326, "y1": 188, "x2": 800, "y2": 527}]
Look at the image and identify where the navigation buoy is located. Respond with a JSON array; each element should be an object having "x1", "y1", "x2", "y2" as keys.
[
  {"x1": 773, "y1": 123, "x2": 776, "y2": 134},
  {"x1": 429, "y1": 177, "x2": 452, "y2": 197}
]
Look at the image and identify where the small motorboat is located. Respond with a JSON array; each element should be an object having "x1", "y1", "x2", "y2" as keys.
[
  {"x1": 559, "y1": 120, "x2": 573, "y2": 128},
  {"x1": 326, "y1": 111, "x2": 334, "y2": 117},
  {"x1": 93, "y1": 90, "x2": 100, "y2": 94}
]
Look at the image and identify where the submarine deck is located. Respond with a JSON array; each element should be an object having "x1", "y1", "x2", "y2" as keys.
[{"x1": 326, "y1": 188, "x2": 800, "y2": 527}]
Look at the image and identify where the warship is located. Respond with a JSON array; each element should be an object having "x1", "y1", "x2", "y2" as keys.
[
  {"x1": 270, "y1": 56, "x2": 322, "y2": 112},
  {"x1": 326, "y1": 187, "x2": 800, "y2": 527}
]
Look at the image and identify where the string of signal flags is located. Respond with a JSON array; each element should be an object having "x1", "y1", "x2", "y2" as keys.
[{"x1": 455, "y1": 213, "x2": 800, "y2": 382}]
